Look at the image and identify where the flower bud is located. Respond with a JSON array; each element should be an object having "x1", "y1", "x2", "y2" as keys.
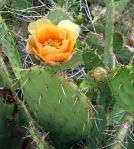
[
  {"x1": 91, "y1": 67, "x2": 108, "y2": 82},
  {"x1": 76, "y1": 14, "x2": 83, "y2": 23}
]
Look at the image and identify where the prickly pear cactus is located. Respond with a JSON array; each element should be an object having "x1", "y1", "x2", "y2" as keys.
[
  {"x1": 108, "y1": 65, "x2": 134, "y2": 113},
  {"x1": 0, "y1": 0, "x2": 133, "y2": 148},
  {"x1": 19, "y1": 66, "x2": 94, "y2": 148}
]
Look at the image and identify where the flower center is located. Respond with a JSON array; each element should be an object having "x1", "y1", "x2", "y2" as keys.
[{"x1": 43, "y1": 39, "x2": 62, "y2": 49}]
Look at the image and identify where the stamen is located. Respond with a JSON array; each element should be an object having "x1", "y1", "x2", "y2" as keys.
[{"x1": 43, "y1": 39, "x2": 62, "y2": 48}]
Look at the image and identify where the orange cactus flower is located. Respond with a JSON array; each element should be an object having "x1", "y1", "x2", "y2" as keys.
[{"x1": 26, "y1": 19, "x2": 80, "y2": 65}]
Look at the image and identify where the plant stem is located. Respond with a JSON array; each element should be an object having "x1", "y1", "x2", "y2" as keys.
[
  {"x1": 111, "y1": 113, "x2": 134, "y2": 149},
  {"x1": 104, "y1": 0, "x2": 115, "y2": 68}
]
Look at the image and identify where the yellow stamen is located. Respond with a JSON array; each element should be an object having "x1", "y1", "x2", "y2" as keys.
[{"x1": 43, "y1": 39, "x2": 62, "y2": 49}]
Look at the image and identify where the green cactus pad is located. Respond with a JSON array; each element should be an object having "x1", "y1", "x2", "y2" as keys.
[
  {"x1": 0, "y1": 15, "x2": 22, "y2": 78},
  {"x1": 47, "y1": 8, "x2": 72, "y2": 25},
  {"x1": 20, "y1": 66, "x2": 94, "y2": 148},
  {"x1": 108, "y1": 65, "x2": 134, "y2": 113},
  {"x1": 85, "y1": 33, "x2": 104, "y2": 54},
  {"x1": 82, "y1": 49, "x2": 103, "y2": 70},
  {"x1": 87, "y1": 23, "x2": 105, "y2": 34},
  {"x1": 80, "y1": 73, "x2": 113, "y2": 109},
  {"x1": 88, "y1": 106, "x2": 106, "y2": 149},
  {"x1": 113, "y1": 32, "x2": 123, "y2": 51},
  {"x1": 114, "y1": 47, "x2": 133, "y2": 65}
]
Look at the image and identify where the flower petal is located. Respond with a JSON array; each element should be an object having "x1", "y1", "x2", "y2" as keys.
[
  {"x1": 41, "y1": 46, "x2": 60, "y2": 56},
  {"x1": 27, "y1": 19, "x2": 77, "y2": 65},
  {"x1": 28, "y1": 19, "x2": 51, "y2": 35},
  {"x1": 59, "y1": 40, "x2": 69, "y2": 52},
  {"x1": 27, "y1": 36, "x2": 42, "y2": 54},
  {"x1": 26, "y1": 36, "x2": 36, "y2": 54},
  {"x1": 40, "y1": 52, "x2": 72, "y2": 63},
  {"x1": 58, "y1": 20, "x2": 80, "y2": 39},
  {"x1": 28, "y1": 19, "x2": 63, "y2": 43}
]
